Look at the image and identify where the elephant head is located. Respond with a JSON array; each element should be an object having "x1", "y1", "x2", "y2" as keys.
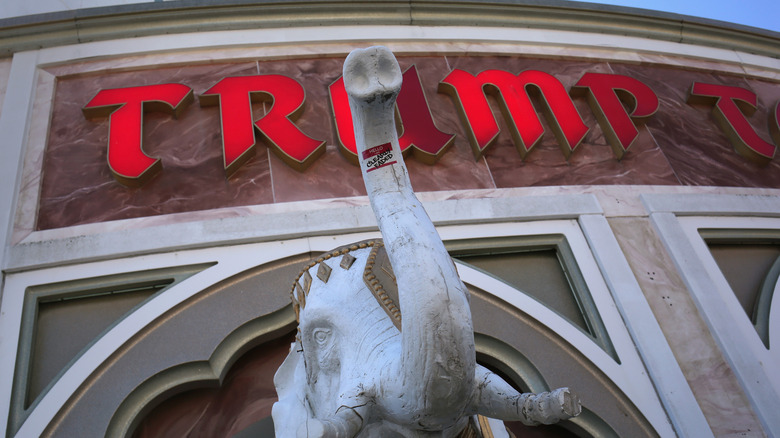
[{"x1": 272, "y1": 46, "x2": 580, "y2": 437}]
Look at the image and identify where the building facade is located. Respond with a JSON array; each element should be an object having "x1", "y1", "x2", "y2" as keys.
[{"x1": 0, "y1": 1, "x2": 779, "y2": 436}]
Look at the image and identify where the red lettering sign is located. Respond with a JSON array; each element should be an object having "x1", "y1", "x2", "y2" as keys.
[
  {"x1": 82, "y1": 68, "x2": 780, "y2": 188},
  {"x1": 572, "y1": 73, "x2": 658, "y2": 159},
  {"x1": 438, "y1": 69, "x2": 588, "y2": 159},
  {"x1": 200, "y1": 75, "x2": 326, "y2": 174},
  {"x1": 687, "y1": 82, "x2": 777, "y2": 163},
  {"x1": 329, "y1": 66, "x2": 454, "y2": 164},
  {"x1": 83, "y1": 83, "x2": 194, "y2": 187}
]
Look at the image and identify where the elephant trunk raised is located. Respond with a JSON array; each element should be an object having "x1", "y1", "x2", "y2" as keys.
[
  {"x1": 344, "y1": 46, "x2": 476, "y2": 430},
  {"x1": 272, "y1": 46, "x2": 581, "y2": 438}
]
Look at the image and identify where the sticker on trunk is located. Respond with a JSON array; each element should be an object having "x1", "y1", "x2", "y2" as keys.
[{"x1": 362, "y1": 142, "x2": 397, "y2": 173}]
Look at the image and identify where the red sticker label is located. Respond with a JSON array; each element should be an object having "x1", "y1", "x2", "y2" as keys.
[{"x1": 362, "y1": 142, "x2": 397, "y2": 172}]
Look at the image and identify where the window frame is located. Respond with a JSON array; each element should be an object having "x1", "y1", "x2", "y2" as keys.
[{"x1": 645, "y1": 193, "x2": 780, "y2": 436}]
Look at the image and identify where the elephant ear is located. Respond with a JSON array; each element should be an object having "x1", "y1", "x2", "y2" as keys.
[{"x1": 272, "y1": 340, "x2": 313, "y2": 436}]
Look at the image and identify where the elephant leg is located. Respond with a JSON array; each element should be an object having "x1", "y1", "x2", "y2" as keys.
[{"x1": 471, "y1": 365, "x2": 581, "y2": 426}]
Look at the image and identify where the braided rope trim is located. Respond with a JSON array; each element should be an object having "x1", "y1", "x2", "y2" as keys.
[{"x1": 364, "y1": 243, "x2": 402, "y2": 330}]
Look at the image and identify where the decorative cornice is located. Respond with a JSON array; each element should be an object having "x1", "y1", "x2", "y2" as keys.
[{"x1": 0, "y1": 0, "x2": 779, "y2": 59}]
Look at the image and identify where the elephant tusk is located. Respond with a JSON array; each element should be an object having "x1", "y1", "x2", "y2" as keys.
[{"x1": 296, "y1": 398, "x2": 368, "y2": 437}]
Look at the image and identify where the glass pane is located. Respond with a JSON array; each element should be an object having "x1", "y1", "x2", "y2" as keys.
[{"x1": 456, "y1": 250, "x2": 589, "y2": 334}]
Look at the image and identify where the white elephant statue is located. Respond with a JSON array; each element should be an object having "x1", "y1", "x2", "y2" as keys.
[{"x1": 272, "y1": 46, "x2": 581, "y2": 437}]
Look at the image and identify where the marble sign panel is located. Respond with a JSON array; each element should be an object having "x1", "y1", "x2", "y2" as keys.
[
  {"x1": 38, "y1": 62, "x2": 267, "y2": 230},
  {"x1": 609, "y1": 63, "x2": 780, "y2": 188},
  {"x1": 35, "y1": 54, "x2": 780, "y2": 230}
]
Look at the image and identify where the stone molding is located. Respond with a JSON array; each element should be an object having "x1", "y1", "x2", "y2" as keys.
[{"x1": 1, "y1": 0, "x2": 779, "y2": 58}]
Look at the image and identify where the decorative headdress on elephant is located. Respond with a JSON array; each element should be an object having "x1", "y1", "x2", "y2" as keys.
[
  {"x1": 272, "y1": 46, "x2": 580, "y2": 438},
  {"x1": 289, "y1": 240, "x2": 401, "y2": 332}
]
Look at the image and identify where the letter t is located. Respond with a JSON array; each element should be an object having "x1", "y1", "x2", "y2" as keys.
[
  {"x1": 688, "y1": 82, "x2": 776, "y2": 163},
  {"x1": 83, "y1": 83, "x2": 194, "y2": 187}
]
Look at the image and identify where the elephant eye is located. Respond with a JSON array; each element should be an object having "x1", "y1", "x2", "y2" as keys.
[{"x1": 313, "y1": 328, "x2": 331, "y2": 345}]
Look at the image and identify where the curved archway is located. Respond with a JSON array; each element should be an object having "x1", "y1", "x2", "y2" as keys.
[
  {"x1": 117, "y1": 279, "x2": 653, "y2": 437},
  {"x1": 40, "y1": 247, "x2": 660, "y2": 437},
  {"x1": 126, "y1": 324, "x2": 624, "y2": 437},
  {"x1": 131, "y1": 331, "x2": 295, "y2": 437},
  {"x1": 40, "y1": 252, "x2": 312, "y2": 438}
]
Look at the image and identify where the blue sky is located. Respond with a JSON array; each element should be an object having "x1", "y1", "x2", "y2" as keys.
[
  {"x1": 2, "y1": 1, "x2": 778, "y2": 33},
  {"x1": 576, "y1": 0, "x2": 780, "y2": 33}
]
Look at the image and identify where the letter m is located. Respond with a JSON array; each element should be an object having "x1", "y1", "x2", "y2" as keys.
[{"x1": 439, "y1": 69, "x2": 588, "y2": 159}]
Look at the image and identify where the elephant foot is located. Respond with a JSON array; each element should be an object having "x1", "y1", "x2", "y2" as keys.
[
  {"x1": 520, "y1": 387, "x2": 582, "y2": 426},
  {"x1": 343, "y1": 46, "x2": 402, "y2": 104}
]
